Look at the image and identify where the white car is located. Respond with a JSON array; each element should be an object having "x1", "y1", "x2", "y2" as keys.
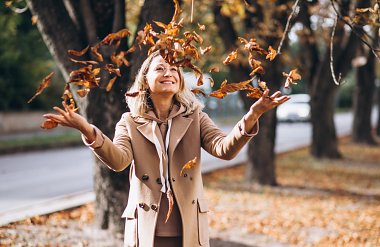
[{"x1": 277, "y1": 94, "x2": 311, "y2": 122}]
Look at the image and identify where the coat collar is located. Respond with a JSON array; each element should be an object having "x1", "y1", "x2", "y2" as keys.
[{"x1": 136, "y1": 104, "x2": 193, "y2": 152}]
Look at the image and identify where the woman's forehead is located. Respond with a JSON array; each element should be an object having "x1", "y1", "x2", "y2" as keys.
[{"x1": 150, "y1": 55, "x2": 171, "y2": 67}]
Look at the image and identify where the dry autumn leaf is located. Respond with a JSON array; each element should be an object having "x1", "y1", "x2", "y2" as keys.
[
  {"x1": 191, "y1": 88, "x2": 206, "y2": 96},
  {"x1": 200, "y1": 46, "x2": 212, "y2": 55},
  {"x1": 106, "y1": 76, "x2": 117, "y2": 92},
  {"x1": 209, "y1": 67, "x2": 220, "y2": 73},
  {"x1": 68, "y1": 46, "x2": 89, "y2": 57},
  {"x1": 165, "y1": 191, "x2": 174, "y2": 224},
  {"x1": 223, "y1": 50, "x2": 238, "y2": 65},
  {"x1": 180, "y1": 157, "x2": 198, "y2": 177},
  {"x1": 198, "y1": 23, "x2": 206, "y2": 31},
  {"x1": 41, "y1": 119, "x2": 58, "y2": 129},
  {"x1": 283, "y1": 69, "x2": 301, "y2": 88},
  {"x1": 28, "y1": 72, "x2": 54, "y2": 103},
  {"x1": 209, "y1": 79, "x2": 253, "y2": 99},
  {"x1": 77, "y1": 88, "x2": 90, "y2": 97},
  {"x1": 266, "y1": 45, "x2": 277, "y2": 61}
]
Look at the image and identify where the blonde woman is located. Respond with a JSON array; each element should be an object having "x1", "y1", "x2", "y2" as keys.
[{"x1": 44, "y1": 51, "x2": 289, "y2": 247}]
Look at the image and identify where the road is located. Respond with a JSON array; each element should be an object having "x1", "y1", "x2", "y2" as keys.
[{"x1": 0, "y1": 110, "x2": 375, "y2": 225}]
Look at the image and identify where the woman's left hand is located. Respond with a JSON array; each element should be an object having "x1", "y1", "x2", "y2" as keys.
[
  {"x1": 242, "y1": 89, "x2": 290, "y2": 133},
  {"x1": 249, "y1": 89, "x2": 290, "y2": 116}
]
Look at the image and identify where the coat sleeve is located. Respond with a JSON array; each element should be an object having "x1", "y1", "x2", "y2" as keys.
[
  {"x1": 200, "y1": 112, "x2": 259, "y2": 160},
  {"x1": 81, "y1": 113, "x2": 133, "y2": 172}
]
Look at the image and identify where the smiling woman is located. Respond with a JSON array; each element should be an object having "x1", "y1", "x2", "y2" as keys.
[{"x1": 43, "y1": 50, "x2": 289, "y2": 247}]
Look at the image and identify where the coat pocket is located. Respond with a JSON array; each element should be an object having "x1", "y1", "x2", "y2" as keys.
[
  {"x1": 123, "y1": 207, "x2": 138, "y2": 247},
  {"x1": 197, "y1": 198, "x2": 210, "y2": 246}
]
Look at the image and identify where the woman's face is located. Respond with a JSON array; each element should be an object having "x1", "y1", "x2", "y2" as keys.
[{"x1": 145, "y1": 55, "x2": 180, "y2": 96}]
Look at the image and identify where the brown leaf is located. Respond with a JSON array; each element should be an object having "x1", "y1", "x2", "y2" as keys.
[
  {"x1": 68, "y1": 46, "x2": 89, "y2": 57},
  {"x1": 180, "y1": 157, "x2": 198, "y2": 176},
  {"x1": 266, "y1": 45, "x2": 277, "y2": 61},
  {"x1": 91, "y1": 45, "x2": 103, "y2": 62},
  {"x1": 69, "y1": 58, "x2": 98, "y2": 66},
  {"x1": 209, "y1": 67, "x2": 220, "y2": 73},
  {"x1": 105, "y1": 64, "x2": 121, "y2": 77},
  {"x1": 198, "y1": 23, "x2": 206, "y2": 31},
  {"x1": 101, "y1": 28, "x2": 131, "y2": 46},
  {"x1": 106, "y1": 76, "x2": 117, "y2": 92},
  {"x1": 164, "y1": 190, "x2": 174, "y2": 224},
  {"x1": 282, "y1": 69, "x2": 301, "y2": 88},
  {"x1": 77, "y1": 88, "x2": 90, "y2": 97},
  {"x1": 209, "y1": 79, "x2": 252, "y2": 99},
  {"x1": 191, "y1": 88, "x2": 206, "y2": 96},
  {"x1": 223, "y1": 50, "x2": 238, "y2": 65},
  {"x1": 246, "y1": 88, "x2": 263, "y2": 99},
  {"x1": 200, "y1": 46, "x2": 212, "y2": 55},
  {"x1": 31, "y1": 15, "x2": 38, "y2": 25},
  {"x1": 28, "y1": 72, "x2": 54, "y2": 103},
  {"x1": 41, "y1": 119, "x2": 58, "y2": 129}
]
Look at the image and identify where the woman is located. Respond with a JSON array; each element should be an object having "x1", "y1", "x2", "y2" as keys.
[{"x1": 44, "y1": 51, "x2": 289, "y2": 247}]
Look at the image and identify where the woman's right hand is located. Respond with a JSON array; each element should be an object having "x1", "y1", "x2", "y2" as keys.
[{"x1": 43, "y1": 101, "x2": 96, "y2": 143}]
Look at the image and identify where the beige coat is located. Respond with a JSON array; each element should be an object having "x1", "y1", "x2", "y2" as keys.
[{"x1": 84, "y1": 105, "x2": 258, "y2": 247}]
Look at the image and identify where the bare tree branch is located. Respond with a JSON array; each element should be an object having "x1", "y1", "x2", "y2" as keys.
[
  {"x1": 330, "y1": 0, "x2": 380, "y2": 61},
  {"x1": 277, "y1": 0, "x2": 300, "y2": 55},
  {"x1": 330, "y1": 15, "x2": 343, "y2": 85}
]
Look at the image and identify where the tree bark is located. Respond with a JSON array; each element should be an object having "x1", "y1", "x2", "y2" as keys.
[{"x1": 352, "y1": 47, "x2": 377, "y2": 145}]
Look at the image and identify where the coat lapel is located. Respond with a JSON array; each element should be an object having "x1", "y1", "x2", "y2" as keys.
[
  {"x1": 168, "y1": 115, "x2": 193, "y2": 157},
  {"x1": 136, "y1": 122, "x2": 155, "y2": 145}
]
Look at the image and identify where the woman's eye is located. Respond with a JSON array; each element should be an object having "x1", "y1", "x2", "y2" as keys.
[
  {"x1": 156, "y1": 67, "x2": 164, "y2": 71},
  {"x1": 170, "y1": 67, "x2": 178, "y2": 72}
]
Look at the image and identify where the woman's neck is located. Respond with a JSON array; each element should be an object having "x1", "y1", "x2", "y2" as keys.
[{"x1": 150, "y1": 94, "x2": 174, "y2": 120}]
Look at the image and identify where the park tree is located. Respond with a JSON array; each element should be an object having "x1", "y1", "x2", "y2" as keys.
[{"x1": 26, "y1": 0, "x2": 174, "y2": 234}]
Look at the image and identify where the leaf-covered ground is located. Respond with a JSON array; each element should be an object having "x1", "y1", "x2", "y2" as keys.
[{"x1": 1, "y1": 139, "x2": 379, "y2": 246}]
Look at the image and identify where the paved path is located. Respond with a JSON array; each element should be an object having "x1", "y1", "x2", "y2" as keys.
[{"x1": 0, "y1": 110, "x2": 377, "y2": 225}]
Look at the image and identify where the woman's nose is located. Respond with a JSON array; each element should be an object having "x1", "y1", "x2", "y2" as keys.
[{"x1": 164, "y1": 69, "x2": 173, "y2": 77}]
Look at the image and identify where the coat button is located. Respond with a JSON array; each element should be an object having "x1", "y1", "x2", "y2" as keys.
[
  {"x1": 172, "y1": 177, "x2": 176, "y2": 182},
  {"x1": 156, "y1": 178, "x2": 162, "y2": 185},
  {"x1": 151, "y1": 204, "x2": 158, "y2": 211},
  {"x1": 142, "y1": 174, "x2": 149, "y2": 181},
  {"x1": 183, "y1": 173, "x2": 188, "y2": 177},
  {"x1": 192, "y1": 200, "x2": 195, "y2": 204},
  {"x1": 139, "y1": 203, "x2": 146, "y2": 209}
]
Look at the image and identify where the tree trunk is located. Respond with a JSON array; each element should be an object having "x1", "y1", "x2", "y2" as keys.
[
  {"x1": 28, "y1": 0, "x2": 175, "y2": 235},
  {"x1": 352, "y1": 49, "x2": 377, "y2": 145},
  {"x1": 212, "y1": 2, "x2": 281, "y2": 185}
]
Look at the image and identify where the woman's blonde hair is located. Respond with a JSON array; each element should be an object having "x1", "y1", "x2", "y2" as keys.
[{"x1": 126, "y1": 51, "x2": 204, "y2": 116}]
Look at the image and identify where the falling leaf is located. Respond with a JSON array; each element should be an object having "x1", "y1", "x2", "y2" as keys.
[
  {"x1": 246, "y1": 88, "x2": 263, "y2": 99},
  {"x1": 180, "y1": 157, "x2": 198, "y2": 176},
  {"x1": 41, "y1": 119, "x2": 58, "y2": 129},
  {"x1": 68, "y1": 46, "x2": 89, "y2": 57},
  {"x1": 209, "y1": 67, "x2": 220, "y2": 73},
  {"x1": 91, "y1": 45, "x2": 103, "y2": 62},
  {"x1": 209, "y1": 79, "x2": 253, "y2": 99},
  {"x1": 105, "y1": 64, "x2": 121, "y2": 77},
  {"x1": 164, "y1": 190, "x2": 174, "y2": 224},
  {"x1": 106, "y1": 76, "x2": 117, "y2": 92},
  {"x1": 28, "y1": 72, "x2": 54, "y2": 103},
  {"x1": 101, "y1": 28, "x2": 131, "y2": 46},
  {"x1": 209, "y1": 77, "x2": 215, "y2": 87},
  {"x1": 266, "y1": 45, "x2": 277, "y2": 61},
  {"x1": 198, "y1": 23, "x2": 206, "y2": 31},
  {"x1": 77, "y1": 88, "x2": 90, "y2": 97},
  {"x1": 191, "y1": 88, "x2": 206, "y2": 96},
  {"x1": 200, "y1": 46, "x2": 212, "y2": 55},
  {"x1": 282, "y1": 69, "x2": 301, "y2": 88},
  {"x1": 223, "y1": 50, "x2": 238, "y2": 65},
  {"x1": 69, "y1": 58, "x2": 98, "y2": 66}
]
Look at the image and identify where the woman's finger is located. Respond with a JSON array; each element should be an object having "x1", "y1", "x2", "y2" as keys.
[
  {"x1": 62, "y1": 101, "x2": 72, "y2": 115},
  {"x1": 270, "y1": 91, "x2": 281, "y2": 99},
  {"x1": 262, "y1": 89, "x2": 269, "y2": 98},
  {"x1": 53, "y1": 106, "x2": 67, "y2": 116}
]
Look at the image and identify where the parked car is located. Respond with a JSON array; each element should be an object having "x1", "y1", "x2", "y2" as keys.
[{"x1": 276, "y1": 94, "x2": 311, "y2": 122}]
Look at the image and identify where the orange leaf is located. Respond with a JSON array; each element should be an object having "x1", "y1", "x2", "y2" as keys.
[
  {"x1": 223, "y1": 50, "x2": 238, "y2": 65},
  {"x1": 91, "y1": 45, "x2": 103, "y2": 62},
  {"x1": 164, "y1": 190, "x2": 174, "y2": 224},
  {"x1": 180, "y1": 157, "x2": 197, "y2": 176},
  {"x1": 28, "y1": 72, "x2": 54, "y2": 103},
  {"x1": 282, "y1": 69, "x2": 301, "y2": 88},
  {"x1": 266, "y1": 45, "x2": 277, "y2": 61},
  {"x1": 198, "y1": 23, "x2": 206, "y2": 31},
  {"x1": 209, "y1": 67, "x2": 220, "y2": 73},
  {"x1": 106, "y1": 76, "x2": 117, "y2": 92},
  {"x1": 41, "y1": 119, "x2": 58, "y2": 129},
  {"x1": 68, "y1": 45, "x2": 89, "y2": 57},
  {"x1": 200, "y1": 46, "x2": 212, "y2": 55},
  {"x1": 77, "y1": 88, "x2": 90, "y2": 97},
  {"x1": 191, "y1": 88, "x2": 206, "y2": 96}
]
